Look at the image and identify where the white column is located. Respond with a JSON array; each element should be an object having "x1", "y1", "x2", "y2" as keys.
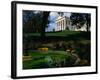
[
  {"x1": 63, "y1": 20, "x2": 65, "y2": 30},
  {"x1": 56, "y1": 22, "x2": 58, "y2": 31},
  {"x1": 61, "y1": 20, "x2": 63, "y2": 30},
  {"x1": 59, "y1": 21, "x2": 61, "y2": 31},
  {"x1": 57, "y1": 21, "x2": 59, "y2": 31},
  {"x1": 62, "y1": 20, "x2": 64, "y2": 30},
  {"x1": 57, "y1": 22, "x2": 59, "y2": 31},
  {"x1": 61, "y1": 20, "x2": 62, "y2": 30},
  {"x1": 56, "y1": 22, "x2": 57, "y2": 31},
  {"x1": 64, "y1": 19, "x2": 66, "y2": 30}
]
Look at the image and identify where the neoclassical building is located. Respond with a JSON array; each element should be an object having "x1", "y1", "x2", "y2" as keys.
[
  {"x1": 55, "y1": 15, "x2": 90, "y2": 31},
  {"x1": 55, "y1": 16, "x2": 71, "y2": 31}
]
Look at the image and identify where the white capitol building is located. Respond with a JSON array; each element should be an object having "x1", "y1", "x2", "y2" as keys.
[{"x1": 55, "y1": 15, "x2": 89, "y2": 31}]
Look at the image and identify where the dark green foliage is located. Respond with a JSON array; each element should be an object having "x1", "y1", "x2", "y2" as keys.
[
  {"x1": 66, "y1": 27, "x2": 69, "y2": 30},
  {"x1": 23, "y1": 31, "x2": 91, "y2": 69},
  {"x1": 75, "y1": 41, "x2": 91, "y2": 64},
  {"x1": 70, "y1": 13, "x2": 91, "y2": 31},
  {"x1": 23, "y1": 51, "x2": 77, "y2": 69},
  {"x1": 58, "y1": 12, "x2": 64, "y2": 17},
  {"x1": 53, "y1": 28, "x2": 55, "y2": 32},
  {"x1": 23, "y1": 11, "x2": 50, "y2": 34},
  {"x1": 23, "y1": 11, "x2": 42, "y2": 33},
  {"x1": 41, "y1": 11, "x2": 50, "y2": 37}
]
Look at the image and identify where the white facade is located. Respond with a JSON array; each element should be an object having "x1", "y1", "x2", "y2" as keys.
[
  {"x1": 55, "y1": 16, "x2": 71, "y2": 31},
  {"x1": 55, "y1": 16, "x2": 90, "y2": 31}
]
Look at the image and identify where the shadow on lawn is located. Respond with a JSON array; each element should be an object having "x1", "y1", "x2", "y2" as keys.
[
  {"x1": 23, "y1": 31, "x2": 91, "y2": 69},
  {"x1": 23, "y1": 31, "x2": 90, "y2": 42}
]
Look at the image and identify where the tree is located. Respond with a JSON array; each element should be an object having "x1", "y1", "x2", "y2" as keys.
[
  {"x1": 53, "y1": 28, "x2": 55, "y2": 32},
  {"x1": 58, "y1": 12, "x2": 64, "y2": 17},
  {"x1": 23, "y1": 10, "x2": 35, "y2": 33},
  {"x1": 23, "y1": 11, "x2": 50, "y2": 35},
  {"x1": 84, "y1": 14, "x2": 91, "y2": 31},
  {"x1": 23, "y1": 11, "x2": 50, "y2": 54},
  {"x1": 41, "y1": 11, "x2": 50, "y2": 37},
  {"x1": 70, "y1": 13, "x2": 91, "y2": 31}
]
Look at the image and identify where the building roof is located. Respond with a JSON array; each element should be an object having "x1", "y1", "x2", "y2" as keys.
[{"x1": 56, "y1": 16, "x2": 70, "y2": 21}]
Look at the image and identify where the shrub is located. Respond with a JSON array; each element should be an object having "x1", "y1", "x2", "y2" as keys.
[
  {"x1": 37, "y1": 47, "x2": 48, "y2": 52},
  {"x1": 53, "y1": 28, "x2": 55, "y2": 32}
]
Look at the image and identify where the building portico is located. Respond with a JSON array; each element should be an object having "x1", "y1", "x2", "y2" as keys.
[{"x1": 55, "y1": 16, "x2": 71, "y2": 31}]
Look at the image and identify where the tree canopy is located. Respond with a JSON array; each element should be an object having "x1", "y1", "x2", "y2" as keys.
[
  {"x1": 70, "y1": 13, "x2": 91, "y2": 31},
  {"x1": 23, "y1": 10, "x2": 50, "y2": 34}
]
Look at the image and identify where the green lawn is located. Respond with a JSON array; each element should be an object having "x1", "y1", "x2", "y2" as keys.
[
  {"x1": 24, "y1": 31, "x2": 90, "y2": 41},
  {"x1": 24, "y1": 32, "x2": 40, "y2": 37},
  {"x1": 23, "y1": 50, "x2": 72, "y2": 69},
  {"x1": 46, "y1": 31, "x2": 81, "y2": 36},
  {"x1": 23, "y1": 31, "x2": 91, "y2": 69},
  {"x1": 24, "y1": 31, "x2": 89, "y2": 37}
]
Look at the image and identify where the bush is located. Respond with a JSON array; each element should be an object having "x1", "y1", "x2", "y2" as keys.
[{"x1": 53, "y1": 28, "x2": 55, "y2": 32}]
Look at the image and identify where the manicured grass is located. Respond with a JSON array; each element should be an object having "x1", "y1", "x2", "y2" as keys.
[
  {"x1": 23, "y1": 50, "x2": 71, "y2": 69},
  {"x1": 24, "y1": 31, "x2": 82, "y2": 36},
  {"x1": 23, "y1": 31, "x2": 91, "y2": 69},
  {"x1": 45, "y1": 31, "x2": 81, "y2": 36},
  {"x1": 24, "y1": 32, "x2": 41, "y2": 37},
  {"x1": 23, "y1": 31, "x2": 90, "y2": 41}
]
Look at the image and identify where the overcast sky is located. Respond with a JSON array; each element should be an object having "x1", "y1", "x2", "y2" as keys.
[{"x1": 45, "y1": 12, "x2": 71, "y2": 32}]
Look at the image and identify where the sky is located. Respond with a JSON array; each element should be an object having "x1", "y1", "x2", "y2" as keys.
[
  {"x1": 23, "y1": 10, "x2": 71, "y2": 32},
  {"x1": 45, "y1": 12, "x2": 71, "y2": 32}
]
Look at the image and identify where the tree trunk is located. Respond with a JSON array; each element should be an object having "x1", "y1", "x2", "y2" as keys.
[
  {"x1": 41, "y1": 24, "x2": 45, "y2": 37},
  {"x1": 86, "y1": 23, "x2": 89, "y2": 32},
  {"x1": 40, "y1": 12, "x2": 50, "y2": 37}
]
